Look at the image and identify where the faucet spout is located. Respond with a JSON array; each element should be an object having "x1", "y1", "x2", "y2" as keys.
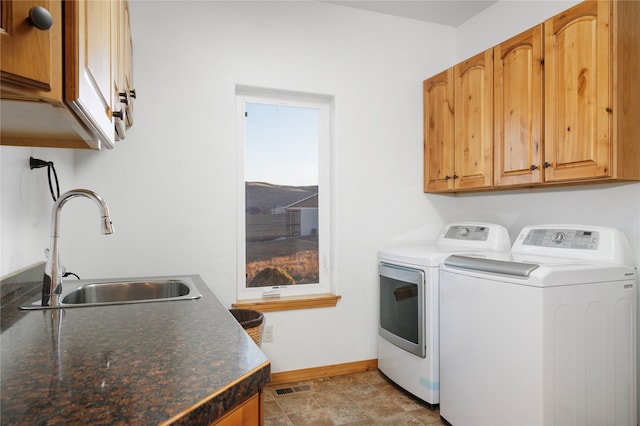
[{"x1": 42, "y1": 189, "x2": 114, "y2": 307}]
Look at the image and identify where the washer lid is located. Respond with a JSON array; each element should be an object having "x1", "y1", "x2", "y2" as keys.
[
  {"x1": 441, "y1": 252, "x2": 637, "y2": 287},
  {"x1": 444, "y1": 255, "x2": 539, "y2": 277}
]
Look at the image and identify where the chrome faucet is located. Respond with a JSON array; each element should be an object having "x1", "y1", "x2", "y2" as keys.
[{"x1": 42, "y1": 189, "x2": 114, "y2": 306}]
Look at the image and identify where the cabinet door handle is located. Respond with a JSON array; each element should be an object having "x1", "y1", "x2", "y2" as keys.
[
  {"x1": 129, "y1": 89, "x2": 137, "y2": 99},
  {"x1": 112, "y1": 110, "x2": 124, "y2": 119},
  {"x1": 543, "y1": 162, "x2": 551, "y2": 168},
  {"x1": 452, "y1": 174, "x2": 458, "y2": 180},
  {"x1": 530, "y1": 164, "x2": 538, "y2": 171},
  {"x1": 28, "y1": 6, "x2": 53, "y2": 31},
  {"x1": 445, "y1": 175, "x2": 451, "y2": 181}
]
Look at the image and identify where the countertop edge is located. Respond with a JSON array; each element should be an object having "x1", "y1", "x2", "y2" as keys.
[{"x1": 163, "y1": 360, "x2": 271, "y2": 425}]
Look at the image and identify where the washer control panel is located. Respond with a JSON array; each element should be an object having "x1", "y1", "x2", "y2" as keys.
[
  {"x1": 444, "y1": 225, "x2": 490, "y2": 241},
  {"x1": 523, "y1": 229, "x2": 599, "y2": 250},
  {"x1": 513, "y1": 225, "x2": 631, "y2": 264}
]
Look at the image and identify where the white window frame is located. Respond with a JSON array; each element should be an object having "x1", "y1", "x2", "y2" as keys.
[{"x1": 236, "y1": 86, "x2": 332, "y2": 300}]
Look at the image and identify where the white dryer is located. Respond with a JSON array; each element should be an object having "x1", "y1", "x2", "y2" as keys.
[
  {"x1": 377, "y1": 222, "x2": 511, "y2": 405},
  {"x1": 439, "y1": 225, "x2": 637, "y2": 425}
]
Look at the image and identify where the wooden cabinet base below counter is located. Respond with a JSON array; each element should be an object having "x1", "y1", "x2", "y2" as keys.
[{"x1": 213, "y1": 392, "x2": 262, "y2": 426}]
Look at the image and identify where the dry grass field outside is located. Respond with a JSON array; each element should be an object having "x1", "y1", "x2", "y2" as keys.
[{"x1": 246, "y1": 212, "x2": 319, "y2": 286}]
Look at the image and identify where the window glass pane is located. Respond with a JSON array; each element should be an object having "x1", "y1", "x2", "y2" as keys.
[{"x1": 244, "y1": 102, "x2": 319, "y2": 289}]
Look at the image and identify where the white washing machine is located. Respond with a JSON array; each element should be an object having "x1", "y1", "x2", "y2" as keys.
[
  {"x1": 439, "y1": 225, "x2": 637, "y2": 425},
  {"x1": 377, "y1": 222, "x2": 511, "y2": 405}
]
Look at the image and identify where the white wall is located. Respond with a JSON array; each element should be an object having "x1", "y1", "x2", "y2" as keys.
[
  {"x1": 64, "y1": 1, "x2": 456, "y2": 373},
  {"x1": 456, "y1": 1, "x2": 580, "y2": 60},
  {"x1": 0, "y1": 147, "x2": 75, "y2": 277}
]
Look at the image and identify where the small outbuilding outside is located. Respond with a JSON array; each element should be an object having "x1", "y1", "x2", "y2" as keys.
[{"x1": 284, "y1": 194, "x2": 318, "y2": 238}]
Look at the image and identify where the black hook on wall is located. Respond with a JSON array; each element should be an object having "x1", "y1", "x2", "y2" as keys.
[{"x1": 29, "y1": 157, "x2": 60, "y2": 202}]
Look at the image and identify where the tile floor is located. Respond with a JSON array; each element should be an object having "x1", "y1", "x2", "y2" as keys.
[{"x1": 263, "y1": 370, "x2": 445, "y2": 425}]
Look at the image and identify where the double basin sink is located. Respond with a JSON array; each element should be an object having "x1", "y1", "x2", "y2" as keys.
[{"x1": 20, "y1": 276, "x2": 202, "y2": 310}]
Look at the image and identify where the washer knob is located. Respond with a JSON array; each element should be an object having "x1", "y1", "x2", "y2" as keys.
[{"x1": 552, "y1": 232, "x2": 566, "y2": 243}]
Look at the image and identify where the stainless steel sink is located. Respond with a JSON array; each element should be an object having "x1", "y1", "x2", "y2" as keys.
[{"x1": 20, "y1": 276, "x2": 202, "y2": 310}]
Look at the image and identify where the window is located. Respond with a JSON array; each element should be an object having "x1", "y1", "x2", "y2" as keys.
[{"x1": 236, "y1": 87, "x2": 332, "y2": 300}]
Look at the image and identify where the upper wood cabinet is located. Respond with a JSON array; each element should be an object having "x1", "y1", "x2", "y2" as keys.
[
  {"x1": 423, "y1": 50, "x2": 493, "y2": 192},
  {"x1": 424, "y1": 0, "x2": 640, "y2": 193},
  {"x1": 543, "y1": 0, "x2": 611, "y2": 182},
  {"x1": 494, "y1": 25, "x2": 543, "y2": 187},
  {"x1": 454, "y1": 49, "x2": 493, "y2": 191},
  {"x1": 0, "y1": 0, "x2": 134, "y2": 150},
  {"x1": 543, "y1": 0, "x2": 639, "y2": 183},
  {"x1": 65, "y1": 0, "x2": 118, "y2": 147},
  {"x1": 0, "y1": 0, "x2": 61, "y2": 98},
  {"x1": 117, "y1": 0, "x2": 134, "y2": 129},
  {"x1": 423, "y1": 69, "x2": 455, "y2": 192}
]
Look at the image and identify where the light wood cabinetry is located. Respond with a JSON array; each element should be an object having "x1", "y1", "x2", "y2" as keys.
[
  {"x1": 213, "y1": 391, "x2": 263, "y2": 426},
  {"x1": 423, "y1": 49, "x2": 493, "y2": 192},
  {"x1": 494, "y1": 25, "x2": 543, "y2": 187},
  {"x1": 65, "y1": 0, "x2": 118, "y2": 147},
  {"x1": 543, "y1": 0, "x2": 610, "y2": 182},
  {"x1": 423, "y1": 69, "x2": 455, "y2": 192},
  {"x1": 424, "y1": 0, "x2": 640, "y2": 193},
  {"x1": 454, "y1": 49, "x2": 493, "y2": 191},
  {"x1": 543, "y1": 0, "x2": 639, "y2": 183},
  {"x1": 116, "y1": 0, "x2": 135, "y2": 129},
  {"x1": 0, "y1": 0, "x2": 134, "y2": 150},
  {"x1": 0, "y1": 0, "x2": 60, "y2": 97}
]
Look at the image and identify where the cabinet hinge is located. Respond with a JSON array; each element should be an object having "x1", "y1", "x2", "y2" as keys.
[
  {"x1": 540, "y1": 59, "x2": 544, "y2": 66},
  {"x1": 606, "y1": 107, "x2": 612, "y2": 113},
  {"x1": 245, "y1": 112, "x2": 248, "y2": 117}
]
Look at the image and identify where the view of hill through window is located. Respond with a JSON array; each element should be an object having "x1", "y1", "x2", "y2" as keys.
[{"x1": 244, "y1": 102, "x2": 320, "y2": 288}]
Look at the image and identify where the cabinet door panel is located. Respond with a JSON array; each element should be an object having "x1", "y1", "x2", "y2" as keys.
[
  {"x1": 544, "y1": 0, "x2": 611, "y2": 182},
  {"x1": 213, "y1": 393, "x2": 260, "y2": 425},
  {"x1": 454, "y1": 49, "x2": 493, "y2": 190},
  {"x1": 0, "y1": 0, "x2": 62, "y2": 98},
  {"x1": 121, "y1": 0, "x2": 134, "y2": 128},
  {"x1": 423, "y1": 69, "x2": 455, "y2": 192},
  {"x1": 112, "y1": 0, "x2": 132, "y2": 138},
  {"x1": 65, "y1": 0, "x2": 115, "y2": 149},
  {"x1": 494, "y1": 25, "x2": 543, "y2": 187},
  {"x1": 1, "y1": 0, "x2": 51, "y2": 90}
]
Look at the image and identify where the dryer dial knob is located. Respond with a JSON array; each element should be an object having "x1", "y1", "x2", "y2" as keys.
[{"x1": 552, "y1": 232, "x2": 566, "y2": 243}]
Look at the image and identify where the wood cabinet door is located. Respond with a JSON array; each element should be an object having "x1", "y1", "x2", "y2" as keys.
[
  {"x1": 423, "y1": 69, "x2": 455, "y2": 192},
  {"x1": 454, "y1": 48, "x2": 493, "y2": 190},
  {"x1": 544, "y1": 0, "x2": 611, "y2": 182},
  {"x1": 65, "y1": 0, "x2": 116, "y2": 149},
  {"x1": 112, "y1": 0, "x2": 126, "y2": 140},
  {"x1": 0, "y1": 0, "x2": 61, "y2": 99},
  {"x1": 494, "y1": 25, "x2": 543, "y2": 187},
  {"x1": 213, "y1": 392, "x2": 261, "y2": 425},
  {"x1": 121, "y1": 0, "x2": 134, "y2": 128}
]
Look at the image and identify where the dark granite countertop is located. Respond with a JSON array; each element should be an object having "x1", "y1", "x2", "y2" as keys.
[{"x1": 0, "y1": 269, "x2": 270, "y2": 425}]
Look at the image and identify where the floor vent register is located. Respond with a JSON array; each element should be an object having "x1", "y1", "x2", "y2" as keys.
[{"x1": 274, "y1": 385, "x2": 312, "y2": 396}]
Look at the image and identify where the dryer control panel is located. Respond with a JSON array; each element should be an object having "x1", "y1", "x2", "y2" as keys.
[
  {"x1": 523, "y1": 229, "x2": 600, "y2": 250},
  {"x1": 444, "y1": 225, "x2": 490, "y2": 241},
  {"x1": 436, "y1": 223, "x2": 512, "y2": 252}
]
